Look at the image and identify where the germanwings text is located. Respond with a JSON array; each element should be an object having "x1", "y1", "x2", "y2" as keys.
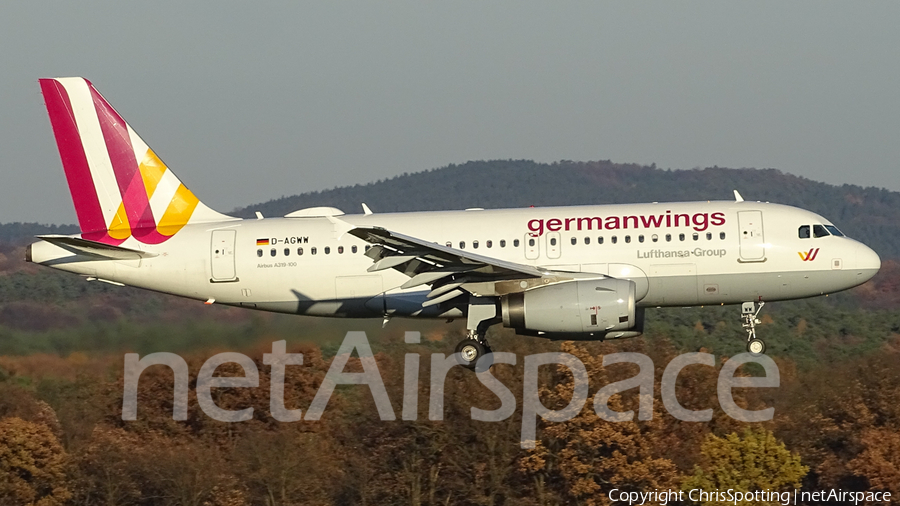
[{"x1": 527, "y1": 211, "x2": 726, "y2": 236}]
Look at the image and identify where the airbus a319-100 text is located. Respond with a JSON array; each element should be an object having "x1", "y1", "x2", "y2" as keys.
[{"x1": 27, "y1": 78, "x2": 882, "y2": 368}]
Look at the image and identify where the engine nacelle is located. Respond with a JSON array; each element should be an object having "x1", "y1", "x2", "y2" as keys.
[{"x1": 501, "y1": 278, "x2": 641, "y2": 339}]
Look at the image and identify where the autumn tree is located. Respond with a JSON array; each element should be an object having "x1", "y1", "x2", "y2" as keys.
[
  {"x1": 774, "y1": 347, "x2": 900, "y2": 494},
  {"x1": 519, "y1": 342, "x2": 680, "y2": 506},
  {"x1": 847, "y1": 428, "x2": 900, "y2": 496},
  {"x1": 0, "y1": 416, "x2": 71, "y2": 506},
  {"x1": 682, "y1": 428, "x2": 807, "y2": 506},
  {"x1": 236, "y1": 426, "x2": 340, "y2": 506}
]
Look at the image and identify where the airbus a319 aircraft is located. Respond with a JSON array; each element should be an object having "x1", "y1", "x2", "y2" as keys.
[{"x1": 28, "y1": 78, "x2": 882, "y2": 368}]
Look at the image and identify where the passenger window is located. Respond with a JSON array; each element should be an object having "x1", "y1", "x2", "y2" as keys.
[
  {"x1": 270, "y1": 248, "x2": 276, "y2": 257},
  {"x1": 638, "y1": 235, "x2": 644, "y2": 243},
  {"x1": 500, "y1": 240, "x2": 506, "y2": 248},
  {"x1": 338, "y1": 246, "x2": 344, "y2": 254},
  {"x1": 611, "y1": 236, "x2": 618, "y2": 244},
  {"x1": 311, "y1": 247, "x2": 317, "y2": 255},
  {"x1": 284, "y1": 248, "x2": 290, "y2": 256},
  {"x1": 459, "y1": 241, "x2": 465, "y2": 249},
  {"x1": 625, "y1": 236, "x2": 631, "y2": 243},
  {"x1": 692, "y1": 233, "x2": 699, "y2": 241},
  {"x1": 324, "y1": 246, "x2": 330, "y2": 254},
  {"x1": 257, "y1": 249, "x2": 263, "y2": 257},
  {"x1": 514, "y1": 239, "x2": 520, "y2": 247},
  {"x1": 351, "y1": 245, "x2": 357, "y2": 253},
  {"x1": 798, "y1": 225, "x2": 810, "y2": 239},
  {"x1": 679, "y1": 233, "x2": 685, "y2": 241},
  {"x1": 446, "y1": 241, "x2": 452, "y2": 247},
  {"x1": 486, "y1": 240, "x2": 492, "y2": 248},
  {"x1": 365, "y1": 245, "x2": 370, "y2": 251},
  {"x1": 598, "y1": 236, "x2": 604, "y2": 245},
  {"x1": 298, "y1": 247, "x2": 303, "y2": 255},
  {"x1": 584, "y1": 237, "x2": 590, "y2": 245},
  {"x1": 706, "y1": 232, "x2": 712, "y2": 240},
  {"x1": 473, "y1": 240, "x2": 479, "y2": 249},
  {"x1": 550, "y1": 237, "x2": 557, "y2": 246},
  {"x1": 528, "y1": 238, "x2": 535, "y2": 247},
  {"x1": 666, "y1": 234, "x2": 671, "y2": 242},
  {"x1": 720, "y1": 232, "x2": 726, "y2": 240},
  {"x1": 813, "y1": 225, "x2": 829, "y2": 238},
  {"x1": 651, "y1": 234, "x2": 658, "y2": 243},
  {"x1": 570, "y1": 237, "x2": 576, "y2": 245}
]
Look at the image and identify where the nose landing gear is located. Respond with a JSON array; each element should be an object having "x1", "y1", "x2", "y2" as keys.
[{"x1": 742, "y1": 301, "x2": 766, "y2": 355}]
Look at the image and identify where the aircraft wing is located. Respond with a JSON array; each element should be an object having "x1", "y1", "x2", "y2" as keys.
[{"x1": 346, "y1": 225, "x2": 546, "y2": 306}]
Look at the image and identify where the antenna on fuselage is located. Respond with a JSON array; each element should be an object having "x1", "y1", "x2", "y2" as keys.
[{"x1": 733, "y1": 190, "x2": 745, "y2": 202}]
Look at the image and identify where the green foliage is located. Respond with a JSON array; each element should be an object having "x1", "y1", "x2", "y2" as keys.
[
  {"x1": 682, "y1": 428, "x2": 808, "y2": 506},
  {"x1": 645, "y1": 299, "x2": 900, "y2": 368}
]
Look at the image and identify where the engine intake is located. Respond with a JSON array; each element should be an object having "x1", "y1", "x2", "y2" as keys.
[{"x1": 501, "y1": 278, "x2": 640, "y2": 338}]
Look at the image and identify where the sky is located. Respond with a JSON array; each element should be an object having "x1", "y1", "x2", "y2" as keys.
[{"x1": 2, "y1": 1, "x2": 899, "y2": 224}]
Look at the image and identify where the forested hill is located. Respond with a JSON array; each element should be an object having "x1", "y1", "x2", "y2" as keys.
[
  {"x1": 3, "y1": 161, "x2": 899, "y2": 259},
  {"x1": 234, "y1": 160, "x2": 900, "y2": 260}
]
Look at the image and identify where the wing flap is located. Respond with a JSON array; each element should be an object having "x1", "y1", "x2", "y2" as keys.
[
  {"x1": 348, "y1": 226, "x2": 544, "y2": 279},
  {"x1": 421, "y1": 288, "x2": 465, "y2": 307},
  {"x1": 341, "y1": 223, "x2": 551, "y2": 308}
]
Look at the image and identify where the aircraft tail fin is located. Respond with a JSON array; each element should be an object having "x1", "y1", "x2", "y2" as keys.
[{"x1": 39, "y1": 77, "x2": 236, "y2": 245}]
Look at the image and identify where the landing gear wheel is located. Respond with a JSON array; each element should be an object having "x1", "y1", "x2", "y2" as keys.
[
  {"x1": 747, "y1": 338, "x2": 766, "y2": 356},
  {"x1": 455, "y1": 339, "x2": 493, "y2": 371},
  {"x1": 741, "y1": 301, "x2": 768, "y2": 356}
]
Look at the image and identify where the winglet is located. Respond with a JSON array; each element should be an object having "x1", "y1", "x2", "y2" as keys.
[
  {"x1": 361, "y1": 203, "x2": 373, "y2": 216},
  {"x1": 733, "y1": 190, "x2": 745, "y2": 202}
]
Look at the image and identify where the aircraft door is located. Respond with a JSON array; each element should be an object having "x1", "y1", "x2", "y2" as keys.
[
  {"x1": 210, "y1": 230, "x2": 237, "y2": 282},
  {"x1": 524, "y1": 234, "x2": 540, "y2": 260},
  {"x1": 738, "y1": 211, "x2": 766, "y2": 261},
  {"x1": 546, "y1": 232, "x2": 561, "y2": 259}
]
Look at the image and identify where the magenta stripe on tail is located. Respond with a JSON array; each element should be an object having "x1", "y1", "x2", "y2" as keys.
[
  {"x1": 89, "y1": 84, "x2": 158, "y2": 231},
  {"x1": 39, "y1": 79, "x2": 107, "y2": 234}
]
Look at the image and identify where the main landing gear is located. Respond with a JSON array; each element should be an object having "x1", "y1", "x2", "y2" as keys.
[
  {"x1": 455, "y1": 297, "x2": 500, "y2": 371},
  {"x1": 742, "y1": 301, "x2": 766, "y2": 355}
]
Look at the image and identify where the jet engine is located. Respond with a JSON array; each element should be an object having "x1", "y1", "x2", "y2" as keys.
[{"x1": 500, "y1": 278, "x2": 643, "y2": 339}]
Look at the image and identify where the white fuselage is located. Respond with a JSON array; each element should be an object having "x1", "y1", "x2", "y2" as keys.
[{"x1": 30, "y1": 201, "x2": 881, "y2": 320}]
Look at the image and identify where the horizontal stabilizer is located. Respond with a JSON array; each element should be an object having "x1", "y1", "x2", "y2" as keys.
[{"x1": 36, "y1": 235, "x2": 158, "y2": 261}]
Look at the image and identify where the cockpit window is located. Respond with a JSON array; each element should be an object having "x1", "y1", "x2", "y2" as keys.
[
  {"x1": 825, "y1": 225, "x2": 845, "y2": 237},
  {"x1": 798, "y1": 225, "x2": 810, "y2": 239},
  {"x1": 813, "y1": 224, "x2": 829, "y2": 238}
]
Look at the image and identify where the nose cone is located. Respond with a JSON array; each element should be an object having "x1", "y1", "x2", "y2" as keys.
[{"x1": 855, "y1": 243, "x2": 881, "y2": 282}]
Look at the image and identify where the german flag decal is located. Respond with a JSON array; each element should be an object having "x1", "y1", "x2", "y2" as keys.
[{"x1": 256, "y1": 238, "x2": 270, "y2": 246}]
